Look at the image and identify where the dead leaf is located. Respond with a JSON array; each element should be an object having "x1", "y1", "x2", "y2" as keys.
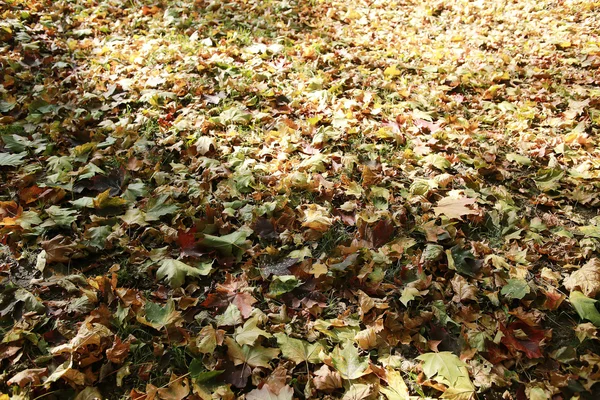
[
  {"x1": 433, "y1": 195, "x2": 478, "y2": 220},
  {"x1": 451, "y1": 275, "x2": 478, "y2": 303},
  {"x1": 7, "y1": 368, "x2": 47, "y2": 387},
  {"x1": 564, "y1": 259, "x2": 600, "y2": 297},
  {"x1": 313, "y1": 365, "x2": 343, "y2": 391}
]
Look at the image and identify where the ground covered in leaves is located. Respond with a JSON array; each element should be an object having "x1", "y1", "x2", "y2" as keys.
[{"x1": 1, "y1": 0, "x2": 600, "y2": 398}]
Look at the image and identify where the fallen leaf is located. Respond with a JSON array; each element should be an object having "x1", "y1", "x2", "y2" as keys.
[
  {"x1": 564, "y1": 259, "x2": 600, "y2": 297},
  {"x1": 246, "y1": 385, "x2": 293, "y2": 400},
  {"x1": 313, "y1": 365, "x2": 343, "y2": 391},
  {"x1": 331, "y1": 342, "x2": 369, "y2": 380},
  {"x1": 433, "y1": 196, "x2": 478, "y2": 220}
]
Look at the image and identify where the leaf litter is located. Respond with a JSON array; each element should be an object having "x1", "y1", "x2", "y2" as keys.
[{"x1": 1, "y1": 0, "x2": 600, "y2": 398}]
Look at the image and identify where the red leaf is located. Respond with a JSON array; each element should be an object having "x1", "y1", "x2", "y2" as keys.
[{"x1": 500, "y1": 322, "x2": 546, "y2": 359}]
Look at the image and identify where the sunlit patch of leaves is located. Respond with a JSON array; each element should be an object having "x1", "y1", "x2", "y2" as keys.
[{"x1": 1, "y1": 0, "x2": 600, "y2": 398}]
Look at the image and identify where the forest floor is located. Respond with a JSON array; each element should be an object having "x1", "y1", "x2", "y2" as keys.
[{"x1": 1, "y1": 0, "x2": 600, "y2": 399}]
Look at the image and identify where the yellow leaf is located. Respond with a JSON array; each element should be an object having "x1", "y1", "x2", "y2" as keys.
[{"x1": 384, "y1": 65, "x2": 402, "y2": 78}]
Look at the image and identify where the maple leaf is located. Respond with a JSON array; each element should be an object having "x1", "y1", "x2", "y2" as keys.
[
  {"x1": 417, "y1": 352, "x2": 473, "y2": 390},
  {"x1": 201, "y1": 274, "x2": 257, "y2": 319},
  {"x1": 501, "y1": 279, "x2": 531, "y2": 300},
  {"x1": 499, "y1": 322, "x2": 546, "y2": 359},
  {"x1": 268, "y1": 275, "x2": 302, "y2": 298},
  {"x1": 7, "y1": 368, "x2": 47, "y2": 388},
  {"x1": 433, "y1": 195, "x2": 478, "y2": 220},
  {"x1": 200, "y1": 229, "x2": 251, "y2": 258},
  {"x1": 451, "y1": 275, "x2": 478, "y2": 303},
  {"x1": 0, "y1": 152, "x2": 27, "y2": 166},
  {"x1": 342, "y1": 384, "x2": 372, "y2": 400},
  {"x1": 44, "y1": 361, "x2": 86, "y2": 387},
  {"x1": 156, "y1": 374, "x2": 190, "y2": 400},
  {"x1": 106, "y1": 337, "x2": 130, "y2": 364},
  {"x1": 331, "y1": 342, "x2": 369, "y2": 380},
  {"x1": 235, "y1": 317, "x2": 271, "y2": 346},
  {"x1": 379, "y1": 368, "x2": 410, "y2": 400},
  {"x1": 313, "y1": 365, "x2": 343, "y2": 391},
  {"x1": 50, "y1": 321, "x2": 112, "y2": 356},
  {"x1": 301, "y1": 204, "x2": 334, "y2": 232},
  {"x1": 246, "y1": 385, "x2": 293, "y2": 400},
  {"x1": 570, "y1": 291, "x2": 600, "y2": 327},
  {"x1": 138, "y1": 299, "x2": 183, "y2": 330},
  {"x1": 225, "y1": 337, "x2": 279, "y2": 368},
  {"x1": 564, "y1": 258, "x2": 600, "y2": 297},
  {"x1": 40, "y1": 235, "x2": 77, "y2": 264},
  {"x1": 274, "y1": 333, "x2": 324, "y2": 364},
  {"x1": 0, "y1": 201, "x2": 22, "y2": 226},
  {"x1": 156, "y1": 259, "x2": 212, "y2": 288}
]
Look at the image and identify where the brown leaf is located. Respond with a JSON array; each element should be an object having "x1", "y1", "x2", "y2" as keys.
[
  {"x1": 156, "y1": 374, "x2": 190, "y2": 400},
  {"x1": 246, "y1": 385, "x2": 293, "y2": 400},
  {"x1": 0, "y1": 201, "x2": 22, "y2": 226},
  {"x1": 433, "y1": 195, "x2": 478, "y2": 220},
  {"x1": 41, "y1": 235, "x2": 77, "y2": 263},
  {"x1": 313, "y1": 365, "x2": 343, "y2": 391},
  {"x1": 451, "y1": 275, "x2": 478, "y2": 303},
  {"x1": 7, "y1": 368, "x2": 47, "y2": 387},
  {"x1": 106, "y1": 337, "x2": 130, "y2": 364},
  {"x1": 564, "y1": 258, "x2": 600, "y2": 297}
]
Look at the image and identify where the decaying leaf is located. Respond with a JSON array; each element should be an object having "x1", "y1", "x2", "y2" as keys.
[
  {"x1": 2, "y1": 0, "x2": 599, "y2": 397},
  {"x1": 246, "y1": 385, "x2": 293, "y2": 400},
  {"x1": 433, "y1": 196, "x2": 478, "y2": 220},
  {"x1": 313, "y1": 365, "x2": 343, "y2": 391},
  {"x1": 564, "y1": 259, "x2": 600, "y2": 297}
]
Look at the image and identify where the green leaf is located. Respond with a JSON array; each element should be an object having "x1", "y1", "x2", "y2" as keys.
[
  {"x1": 274, "y1": 333, "x2": 324, "y2": 364},
  {"x1": 145, "y1": 195, "x2": 179, "y2": 221},
  {"x1": 45, "y1": 206, "x2": 78, "y2": 227},
  {"x1": 225, "y1": 337, "x2": 279, "y2": 368},
  {"x1": 570, "y1": 291, "x2": 600, "y2": 326},
  {"x1": 506, "y1": 153, "x2": 532, "y2": 166},
  {"x1": 85, "y1": 225, "x2": 113, "y2": 249},
  {"x1": 422, "y1": 244, "x2": 444, "y2": 261},
  {"x1": 122, "y1": 181, "x2": 148, "y2": 202},
  {"x1": 534, "y1": 168, "x2": 564, "y2": 192},
  {"x1": 0, "y1": 99, "x2": 16, "y2": 113},
  {"x1": 416, "y1": 352, "x2": 473, "y2": 389},
  {"x1": 446, "y1": 246, "x2": 477, "y2": 277},
  {"x1": 156, "y1": 259, "x2": 212, "y2": 288},
  {"x1": 0, "y1": 152, "x2": 27, "y2": 166},
  {"x1": 215, "y1": 108, "x2": 252, "y2": 126},
  {"x1": 200, "y1": 229, "x2": 251, "y2": 258},
  {"x1": 16, "y1": 211, "x2": 42, "y2": 229},
  {"x1": 578, "y1": 225, "x2": 600, "y2": 239},
  {"x1": 70, "y1": 197, "x2": 95, "y2": 209},
  {"x1": 189, "y1": 359, "x2": 223, "y2": 383},
  {"x1": 331, "y1": 342, "x2": 369, "y2": 380},
  {"x1": 501, "y1": 279, "x2": 531, "y2": 300},
  {"x1": 268, "y1": 275, "x2": 301, "y2": 298},
  {"x1": 142, "y1": 299, "x2": 181, "y2": 330},
  {"x1": 1, "y1": 134, "x2": 28, "y2": 153},
  {"x1": 235, "y1": 317, "x2": 271, "y2": 346},
  {"x1": 424, "y1": 154, "x2": 450, "y2": 170}
]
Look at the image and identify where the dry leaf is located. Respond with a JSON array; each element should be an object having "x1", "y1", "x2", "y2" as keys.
[
  {"x1": 433, "y1": 196, "x2": 478, "y2": 220},
  {"x1": 313, "y1": 365, "x2": 343, "y2": 391},
  {"x1": 564, "y1": 259, "x2": 600, "y2": 297}
]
